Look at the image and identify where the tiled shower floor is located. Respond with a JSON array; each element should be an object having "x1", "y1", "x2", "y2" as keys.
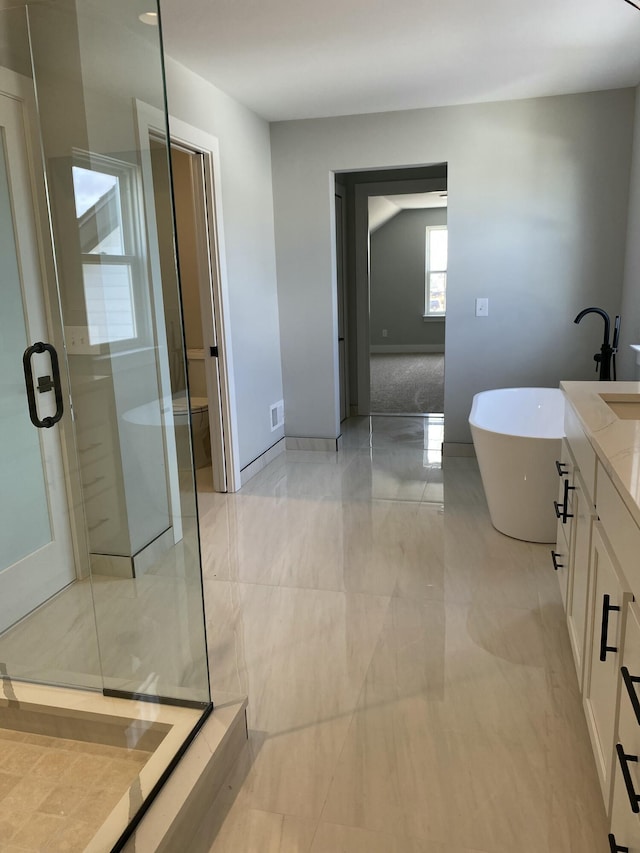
[{"x1": 0, "y1": 727, "x2": 150, "y2": 851}]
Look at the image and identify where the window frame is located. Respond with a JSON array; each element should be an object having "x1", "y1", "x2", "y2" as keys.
[
  {"x1": 72, "y1": 150, "x2": 148, "y2": 350},
  {"x1": 424, "y1": 224, "x2": 448, "y2": 319}
]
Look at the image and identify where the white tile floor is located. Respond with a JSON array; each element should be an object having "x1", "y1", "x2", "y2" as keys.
[{"x1": 193, "y1": 415, "x2": 608, "y2": 852}]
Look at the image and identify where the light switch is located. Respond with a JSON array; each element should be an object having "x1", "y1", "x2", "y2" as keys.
[{"x1": 475, "y1": 298, "x2": 489, "y2": 317}]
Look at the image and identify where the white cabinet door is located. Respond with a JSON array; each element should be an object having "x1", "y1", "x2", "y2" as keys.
[
  {"x1": 609, "y1": 604, "x2": 640, "y2": 850},
  {"x1": 552, "y1": 441, "x2": 575, "y2": 608},
  {"x1": 567, "y1": 469, "x2": 595, "y2": 689},
  {"x1": 583, "y1": 523, "x2": 632, "y2": 812}
]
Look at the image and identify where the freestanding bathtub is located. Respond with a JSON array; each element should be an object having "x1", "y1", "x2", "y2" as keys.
[{"x1": 469, "y1": 387, "x2": 565, "y2": 543}]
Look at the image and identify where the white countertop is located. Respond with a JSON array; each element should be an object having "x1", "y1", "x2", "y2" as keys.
[{"x1": 561, "y1": 380, "x2": 640, "y2": 527}]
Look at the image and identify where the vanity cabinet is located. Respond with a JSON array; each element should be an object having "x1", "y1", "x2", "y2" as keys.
[{"x1": 557, "y1": 382, "x2": 640, "y2": 846}]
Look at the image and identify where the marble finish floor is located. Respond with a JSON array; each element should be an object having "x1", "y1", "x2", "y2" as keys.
[{"x1": 193, "y1": 415, "x2": 608, "y2": 852}]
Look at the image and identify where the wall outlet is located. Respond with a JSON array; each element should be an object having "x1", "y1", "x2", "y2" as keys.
[
  {"x1": 475, "y1": 298, "x2": 489, "y2": 317},
  {"x1": 382, "y1": 328, "x2": 388, "y2": 337},
  {"x1": 270, "y1": 400, "x2": 285, "y2": 431},
  {"x1": 65, "y1": 325, "x2": 95, "y2": 354}
]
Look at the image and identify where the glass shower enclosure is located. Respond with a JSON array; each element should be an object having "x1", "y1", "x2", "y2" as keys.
[{"x1": 0, "y1": 0, "x2": 210, "y2": 848}]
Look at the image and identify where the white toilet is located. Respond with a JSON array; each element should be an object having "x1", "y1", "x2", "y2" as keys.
[{"x1": 173, "y1": 349, "x2": 211, "y2": 469}]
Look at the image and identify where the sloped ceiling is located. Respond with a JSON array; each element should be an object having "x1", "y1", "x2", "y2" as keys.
[{"x1": 369, "y1": 192, "x2": 447, "y2": 232}]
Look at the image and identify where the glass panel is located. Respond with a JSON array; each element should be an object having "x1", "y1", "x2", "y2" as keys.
[
  {"x1": 0, "y1": 132, "x2": 51, "y2": 571},
  {"x1": 429, "y1": 228, "x2": 448, "y2": 271},
  {"x1": 82, "y1": 261, "x2": 137, "y2": 344},
  {"x1": 72, "y1": 165, "x2": 125, "y2": 255},
  {"x1": 23, "y1": 0, "x2": 211, "y2": 707},
  {"x1": 1, "y1": 5, "x2": 211, "y2": 847},
  {"x1": 429, "y1": 272, "x2": 447, "y2": 313}
]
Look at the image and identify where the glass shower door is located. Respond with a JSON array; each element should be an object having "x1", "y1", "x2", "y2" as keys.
[{"x1": 0, "y1": 82, "x2": 75, "y2": 631}]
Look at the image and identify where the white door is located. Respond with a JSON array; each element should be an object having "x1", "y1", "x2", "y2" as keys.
[{"x1": 0, "y1": 73, "x2": 75, "y2": 632}]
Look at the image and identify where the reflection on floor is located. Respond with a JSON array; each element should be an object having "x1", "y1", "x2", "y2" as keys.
[
  {"x1": 193, "y1": 415, "x2": 607, "y2": 852},
  {"x1": 0, "y1": 726, "x2": 149, "y2": 851}
]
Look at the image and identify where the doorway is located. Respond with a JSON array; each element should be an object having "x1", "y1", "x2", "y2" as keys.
[
  {"x1": 169, "y1": 142, "x2": 229, "y2": 493},
  {"x1": 138, "y1": 102, "x2": 240, "y2": 494},
  {"x1": 368, "y1": 190, "x2": 447, "y2": 415},
  {"x1": 334, "y1": 165, "x2": 448, "y2": 419}
]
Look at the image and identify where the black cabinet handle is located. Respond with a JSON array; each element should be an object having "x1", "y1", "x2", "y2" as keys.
[
  {"x1": 600, "y1": 594, "x2": 621, "y2": 662},
  {"x1": 621, "y1": 666, "x2": 640, "y2": 726},
  {"x1": 616, "y1": 743, "x2": 640, "y2": 813},
  {"x1": 554, "y1": 480, "x2": 575, "y2": 523},
  {"x1": 556, "y1": 460, "x2": 569, "y2": 477},
  {"x1": 550, "y1": 551, "x2": 564, "y2": 571},
  {"x1": 22, "y1": 341, "x2": 64, "y2": 429},
  {"x1": 609, "y1": 833, "x2": 629, "y2": 852}
]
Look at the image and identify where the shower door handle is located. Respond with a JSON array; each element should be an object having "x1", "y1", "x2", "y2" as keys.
[{"x1": 23, "y1": 341, "x2": 64, "y2": 429}]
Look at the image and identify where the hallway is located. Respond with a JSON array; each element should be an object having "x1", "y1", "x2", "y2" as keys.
[{"x1": 194, "y1": 416, "x2": 606, "y2": 852}]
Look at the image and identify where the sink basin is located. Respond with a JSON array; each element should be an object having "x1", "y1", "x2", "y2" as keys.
[{"x1": 600, "y1": 393, "x2": 640, "y2": 419}]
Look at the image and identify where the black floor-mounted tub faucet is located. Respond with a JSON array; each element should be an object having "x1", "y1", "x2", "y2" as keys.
[{"x1": 574, "y1": 307, "x2": 621, "y2": 381}]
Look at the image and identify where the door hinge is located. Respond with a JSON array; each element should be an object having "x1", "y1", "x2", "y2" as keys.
[{"x1": 209, "y1": 346, "x2": 218, "y2": 357}]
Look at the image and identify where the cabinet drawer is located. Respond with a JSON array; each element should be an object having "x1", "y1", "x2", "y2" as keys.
[
  {"x1": 75, "y1": 422, "x2": 111, "y2": 465},
  {"x1": 565, "y1": 401, "x2": 597, "y2": 504},
  {"x1": 597, "y1": 466, "x2": 640, "y2": 595}
]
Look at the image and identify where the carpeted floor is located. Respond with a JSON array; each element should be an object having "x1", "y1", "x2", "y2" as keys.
[{"x1": 370, "y1": 352, "x2": 444, "y2": 414}]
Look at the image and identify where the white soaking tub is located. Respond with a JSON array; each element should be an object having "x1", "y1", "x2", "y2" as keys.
[{"x1": 469, "y1": 387, "x2": 565, "y2": 543}]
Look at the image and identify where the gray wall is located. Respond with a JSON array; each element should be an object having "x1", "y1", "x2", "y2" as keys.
[
  {"x1": 270, "y1": 90, "x2": 634, "y2": 445},
  {"x1": 163, "y1": 57, "x2": 285, "y2": 469},
  {"x1": 370, "y1": 207, "x2": 447, "y2": 349}
]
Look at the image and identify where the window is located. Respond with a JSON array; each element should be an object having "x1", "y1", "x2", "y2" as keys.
[
  {"x1": 72, "y1": 156, "x2": 142, "y2": 347},
  {"x1": 424, "y1": 226, "x2": 448, "y2": 317}
]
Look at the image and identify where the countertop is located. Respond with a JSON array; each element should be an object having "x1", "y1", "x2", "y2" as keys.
[{"x1": 561, "y1": 380, "x2": 640, "y2": 527}]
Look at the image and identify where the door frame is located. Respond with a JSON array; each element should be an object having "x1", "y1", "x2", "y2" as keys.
[
  {"x1": 135, "y1": 100, "x2": 240, "y2": 493},
  {"x1": 334, "y1": 183, "x2": 349, "y2": 422}
]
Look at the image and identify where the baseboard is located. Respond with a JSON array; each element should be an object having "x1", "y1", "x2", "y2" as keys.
[
  {"x1": 370, "y1": 345, "x2": 445, "y2": 354},
  {"x1": 443, "y1": 442, "x2": 476, "y2": 457},
  {"x1": 285, "y1": 436, "x2": 340, "y2": 452},
  {"x1": 240, "y1": 438, "x2": 285, "y2": 486}
]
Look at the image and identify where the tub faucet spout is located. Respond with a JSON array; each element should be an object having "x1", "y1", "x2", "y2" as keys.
[{"x1": 574, "y1": 306, "x2": 620, "y2": 381}]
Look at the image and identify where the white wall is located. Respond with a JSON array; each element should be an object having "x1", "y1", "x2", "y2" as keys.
[
  {"x1": 163, "y1": 58, "x2": 285, "y2": 469},
  {"x1": 620, "y1": 86, "x2": 640, "y2": 381},
  {"x1": 270, "y1": 90, "x2": 634, "y2": 445}
]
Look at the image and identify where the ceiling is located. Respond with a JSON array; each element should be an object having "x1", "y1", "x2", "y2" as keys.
[
  {"x1": 159, "y1": 0, "x2": 640, "y2": 122},
  {"x1": 368, "y1": 192, "x2": 446, "y2": 233}
]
